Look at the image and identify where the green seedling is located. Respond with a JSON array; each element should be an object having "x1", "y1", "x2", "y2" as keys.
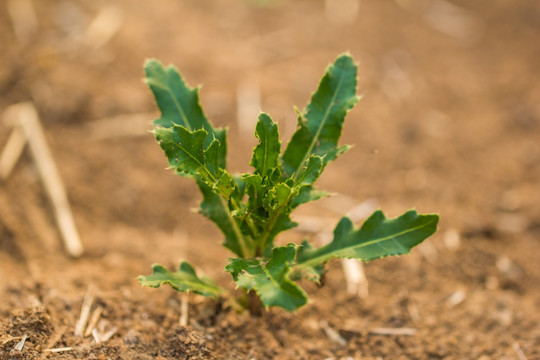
[{"x1": 139, "y1": 54, "x2": 439, "y2": 312}]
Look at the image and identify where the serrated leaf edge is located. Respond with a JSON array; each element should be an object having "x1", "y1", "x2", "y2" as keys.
[{"x1": 296, "y1": 210, "x2": 439, "y2": 269}]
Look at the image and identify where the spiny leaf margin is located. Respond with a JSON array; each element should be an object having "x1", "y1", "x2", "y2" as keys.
[
  {"x1": 139, "y1": 262, "x2": 225, "y2": 299},
  {"x1": 144, "y1": 59, "x2": 227, "y2": 168},
  {"x1": 294, "y1": 209, "x2": 439, "y2": 280},
  {"x1": 281, "y1": 54, "x2": 360, "y2": 179},
  {"x1": 226, "y1": 244, "x2": 308, "y2": 311}
]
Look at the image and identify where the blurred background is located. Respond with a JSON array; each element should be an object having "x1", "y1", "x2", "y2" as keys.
[
  {"x1": 2, "y1": 0, "x2": 539, "y2": 232},
  {"x1": 0, "y1": 0, "x2": 539, "y2": 357}
]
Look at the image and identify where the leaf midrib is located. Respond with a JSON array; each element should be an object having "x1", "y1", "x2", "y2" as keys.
[
  {"x1": 217, "y1": 195, "x2": 251, "y2": 259},
  {"x1": 258, "y1": 261, "x2": 302, "y2": 302},
  {"x1": 297, "y1": 218, "x2": 437, "y2": 268},
  {"x1": 147, "y1": 78, "x2": 193, "y2": 131},
  {"x1": 170, "y1": 140, "x2": 215, "y2": 181},
  {"x1": 160, "y1": 276, "x2": 221, "y2": 295},
  {"x1": 293, "y1": 71, "x2": 345, "y2": 181},
  {"x1": 262, "y1": 125, "x2": 270, "y2": 175}
]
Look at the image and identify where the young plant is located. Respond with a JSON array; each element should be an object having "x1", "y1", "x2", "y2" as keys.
[{"x1": 139, "y1": 54, "x2": 439, "y2": 312}]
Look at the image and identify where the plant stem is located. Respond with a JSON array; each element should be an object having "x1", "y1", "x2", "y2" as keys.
[
  {"x1": 217, "y1": 195, "x2": 253, "y2": 259},
  {"x1": 247, "y1": 290, "x2": 264, "y2": 316},
  {"x1": 256, "y1": 190, "x2": 295, "y2": 255},
  {"x1": 230, "y1": 197, "x2": 259, "y2": 241}
]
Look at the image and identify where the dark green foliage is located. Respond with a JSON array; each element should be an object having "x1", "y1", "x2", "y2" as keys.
[{"x1": 139, "y1": 55, "x2": 439, "y2": 311}]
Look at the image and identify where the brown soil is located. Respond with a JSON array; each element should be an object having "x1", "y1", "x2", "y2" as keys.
[{"x1": 1, "y1": 1, "x2": 540, "y2": 359}]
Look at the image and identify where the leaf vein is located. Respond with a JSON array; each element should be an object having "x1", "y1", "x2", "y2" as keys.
[
  {"x1": 298, "y1": 218, "x2": 438, "y2": 268},
  {"x1": 147, "y1": 78, "x2": 192, "y2": 131},
  {"x1": 293, "y1": 72, "x2": 345, "y2": 180},
  {"x1": 170, "y1": 140, "x2": 215, "y2": 181}
]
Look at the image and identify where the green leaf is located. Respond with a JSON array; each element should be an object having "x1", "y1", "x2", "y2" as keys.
[
  {"x1": 143, "y1": 55, "x2": 440, "y2": 314},
  {"x1": 295, "y1": 210, "x2": 439, "y2": 271},
  {"x1": 243, "y1": 174, "x2": 263, "y2": 201},
  {"x1": 226, "y1": 244, "x2": 308, "y2": 311},
  {"x1": 290, "y1": 240, "x2": 324, "y2": 282},
  {"x1": 291, "y1": 186, "x2": 329, "y2": 208},
  {"x1": 198, "y1": 180, "x2": 253, "y2": 258},
  {"x1": 231, "y1": 175, "x2": 246, "y2": 200},
  {"x1": 251, "y1": 113, "x2": 281, "y2": 177},
  {"x1": 203, "y1": 139, "x2": 222, "y2": 177},
  {"x1": 267, "y1": 183, "x2": 292, "y2": 210},
  {"x1": 145, "y1": 59, "x2": 227, "y2": 168},
  {"x1": 215, "y1": 171, "x2": 235, "y2": 200},
  {"x1": 281, "y1": 54, "x2": 359, "y2": 179},
  {"x1": 295, "y1": 155, "x2": 324, "y2": 186},
  {"x1": 139, "y1": 262, "x2": 224, "y2": 298},
  {"x1": 264, "y1": 213, "x2": 297, "y2": 253},
  {"x1": 154, "y1": 126, "x2": 208, "y2": 177},
  {"x1": 155, "y1": 126, "x2": 231, "y2": 192}
]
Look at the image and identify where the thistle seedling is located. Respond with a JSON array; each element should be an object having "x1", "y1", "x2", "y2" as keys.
[{"x1": 139, "y1": 54, "x2": 439, "y2": 312}]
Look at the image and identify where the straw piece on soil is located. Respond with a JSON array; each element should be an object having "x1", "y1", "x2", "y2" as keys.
[
  {"x1": 179, "y1": 295, "x2": 189, "y2": 327},
  {"x1": 190, "y1": 319, "x2": 205, "y2": 332},
  {"x1": 43, "y1": 347, "x2": 73, "y2": 353},
  {"x1": 236, "y1": 80, "x2": 260, "y2": 136},
  {"x1": 295, "y1": 215, "x2": 329, "y2": 234},
  {"x1": 91, "y1": 320, "x2": 117, "y2": 343},
  {"x1": 320, "y1": 320, "x2": 347, "y2": 346},
  {"x1": 2, "y1": 336, "x2": 23, "y2": 345},
  {"x1": 340, "y1": 199, "x2": 378, "y2": 298},
  {"x1": 443, "y1": 228, "x2": 461, "y2": 251},
  {"x1": 100, "y1": 326, "x2": 118, "y2": 342},
  {"x1": 14, "y1": 334, "x2": 27, "y2": 351},
  {"x1": 75, "y1": 286, "x2": 95, "y2": 337},
  {"x1": 6, "y1": 0, "x2": 38, "y2": 42},
  {"x1": 345, "y1": 198, "x2": 378, "y2": 223},
  {"x1": 15, "y1": 102, "x2": 84, "y2": 257},
  {"x1": 446, "y1": 289, "x2": 466, "y2": 307},
  {"x1": 40, "y1": 327, "x2": 67, "y2": 360},
  {"x1": 0, "y1": 126, "x2": 26, "y2": 180},
  {"x1": 512, "y1": 342, "x2": 528, "y2": 360},
  {"x1": 84, "y1": 305, "x2": 103, "y2": 337},
  {"x1": 496, "y1": 255, "x2": 522, "y2": 280},
  {"x1": 321, "y1": 194, "x2": 358, "y2": 213},
  {"x1": 369, "y1": 327, "x2": 417, "y2": 336},
  {"x1": 86, "y1": 112, "x2": 154, "y2": 140},
  {"x1": 91, "y1": 328, "x2": 101, "y2": 343},
  {"x1": 84, "y1": 5, "x2": 124, "y2": 49},
  {"x1": 304, "y1": 198, "x2": 377, "y2": 296},
  {"x1": 27, "y1": 294, "x2": 43, "y2": 308},
  {"x1": 316, "y1": 229, "x2": 333, "y2": 245},
  {"x1": 407, "y1": 300, "x2": 420, "y2": 322},
  {"x1": 341, "y1": 258, "x2": 368, "y2": 298}
]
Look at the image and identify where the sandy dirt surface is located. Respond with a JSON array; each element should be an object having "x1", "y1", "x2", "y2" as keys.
[{"x1": 1, "y1": 0, "x2": 539, "y2": 359}]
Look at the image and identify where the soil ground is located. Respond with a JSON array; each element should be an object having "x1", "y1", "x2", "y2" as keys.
[{"x1": 1, "y1": 0, "x2": 540, "y2": 359}]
